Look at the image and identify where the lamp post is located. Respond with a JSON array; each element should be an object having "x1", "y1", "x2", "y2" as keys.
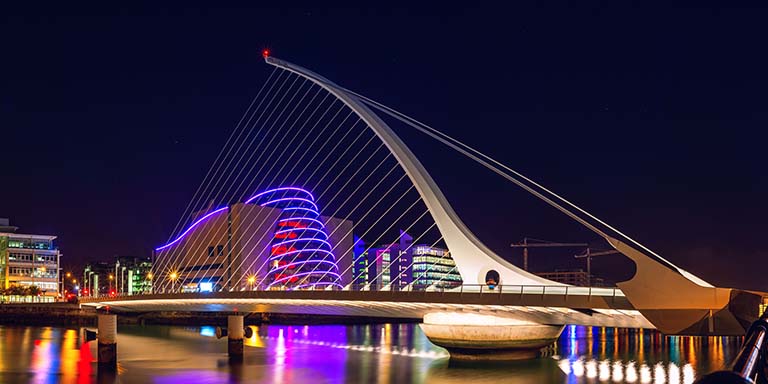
[
  {"x1": 247, "y1": 276, "x2": 256, "y2": 291},
  {"x1": 108, "y1": 274, "x2": 114, "y2": 295},
  {"x1": 146, "y1": 272, "x2": 153, "y2": 295},
  {"x1": 169, "y1": 271, "x2": 178, "y2": 293}
]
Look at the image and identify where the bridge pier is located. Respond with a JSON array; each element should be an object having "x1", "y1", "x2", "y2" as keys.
[
  {"x1": 227, "y1": 315, "x2": 244, "y2": 361},
  {"x1": 97, "y1": 314, "x2": 118, "y2": 369},
  {"x1": 420, "y1": 312, "x2": 564, "y2": 360}
]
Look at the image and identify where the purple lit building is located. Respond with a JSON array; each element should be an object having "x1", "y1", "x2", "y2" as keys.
[
  {"x1": 247, "y1": 188, "x2": 343, "y2": 290},
  {"x1": 153, "y1": 188, "x2": 353, "y2": 292}
]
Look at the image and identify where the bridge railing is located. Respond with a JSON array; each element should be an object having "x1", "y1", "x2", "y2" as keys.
[{"x1": 82, "y1": 283, "x2": 625, "y2": 301}]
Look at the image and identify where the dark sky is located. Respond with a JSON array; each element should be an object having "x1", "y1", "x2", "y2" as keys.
[{"x1": 2, "y1": 4, "x2": 766, "y2": 290}]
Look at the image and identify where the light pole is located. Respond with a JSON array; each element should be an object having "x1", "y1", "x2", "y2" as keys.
[
  {"x1": 146, "y1": 272, "x2": 153, "y2": 294},
  {"x1": 247, "y1": 276, "x2": 256, "y2": 291},
  {"x1": 169, "y1": 271, "x2": 178, "y2": 293}
]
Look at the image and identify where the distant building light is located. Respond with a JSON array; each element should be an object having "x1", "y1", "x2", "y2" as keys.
[{"x1": 199, "y1": 282, "x2": 214, "y2": 292}]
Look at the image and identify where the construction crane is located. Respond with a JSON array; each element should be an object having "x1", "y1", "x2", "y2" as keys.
[
  {"x1": 574, "y1": 248, "x2": 621, "y2": 286},
  {"x1": 510, "y1": 238, "x2": 589, "y2": 271}
]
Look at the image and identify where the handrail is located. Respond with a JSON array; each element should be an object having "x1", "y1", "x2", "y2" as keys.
[
  {"x1": 695, "y1": 307, "x2": 768, "y2": 384},
  {"x1": 80, "y1": 283, "x2": 625, "y2": 301}
]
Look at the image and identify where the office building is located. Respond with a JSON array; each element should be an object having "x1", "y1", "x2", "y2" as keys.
[
  {"x1": 0, "y1": 218, "x2": 62, "y2": 300},
  {"x1": 114, "y1": 256, "x2": 152, "y2": 295},
  {"x1": 356, "y1": 231, "x2": 462, "y2": 289},
  {"x1": 154, "y1": 187, "x2": 353, "y2": 292}
]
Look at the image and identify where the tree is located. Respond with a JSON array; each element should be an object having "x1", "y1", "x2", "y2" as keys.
[{"x1": 24, "y1": 285, "x2": 41, "y2": 296}]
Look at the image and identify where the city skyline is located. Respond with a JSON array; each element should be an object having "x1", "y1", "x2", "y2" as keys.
[{"x1": 2, "y1": 4, "x2": 766, "y2": 291}]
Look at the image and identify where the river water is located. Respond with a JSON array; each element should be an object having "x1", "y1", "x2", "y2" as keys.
[{"x1": 0, "y1": 323, "x2": 742, "y2": 383}]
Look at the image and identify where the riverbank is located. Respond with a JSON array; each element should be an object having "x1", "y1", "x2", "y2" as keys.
[{"x1": 0, "y1": 303, "x2": 418, "y2": 327}]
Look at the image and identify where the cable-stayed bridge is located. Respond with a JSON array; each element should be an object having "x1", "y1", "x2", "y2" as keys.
[{"x1": 83, "y1": 54, "x2": 764, "y2": 359}]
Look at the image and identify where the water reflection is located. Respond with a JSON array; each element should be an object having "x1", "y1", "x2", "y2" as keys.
[
  {"x1": 0, "y1": 323, "x2": 745, "y2": 383},
  {"x1": 554, "y1": 325, "x2": 739, "y2": 384}
]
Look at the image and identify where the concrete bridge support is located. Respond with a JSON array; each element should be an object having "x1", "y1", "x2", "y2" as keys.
[
  {"x1": 419, "y1": 312, "x2": 564, "y2": 360},
  {"x1": 97, "y1": 314, "x2": 117, "y2": 369},
  {"x1": 227, "y1": 315, "x2": 244, "y2": 361}
]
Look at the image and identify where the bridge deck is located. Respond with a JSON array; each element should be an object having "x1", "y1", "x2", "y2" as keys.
[{"x1": 80, "y1": 288, "x2": 654, "y2": 329}]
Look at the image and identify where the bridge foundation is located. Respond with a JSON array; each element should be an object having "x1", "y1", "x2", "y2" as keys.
[
  {"x1": 227, "y1": 315, "x2": 244, "y2": 361},
  {"x1": 419, "y1": 312, "x2": 564, "y2": 360},
  {"x1": 97, "y1": 314, "x2": 117, "y2": 369}
]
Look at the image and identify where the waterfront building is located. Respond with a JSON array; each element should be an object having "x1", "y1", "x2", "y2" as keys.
[
  {"x1": 410, "y1": 244, "x2": 462, "y2": 289},
  {"x1": 0, "y1": 218, "x2": 61, "y2": 300},
  {"x1": 351, "y1": 236, "x2": 368, "y2": 286},
  {"x1": 83, "y1": 261, "x2": 114, "y2": 297},
  {"x1": 114, "y1": 256, "x2": 152, "y2": 295},
  {"x1": 154, "y1": 187, "x2": 353, "y2": 292},
  {"x1": 356, "y1": 231, "x2": 462, "y2": 289}
]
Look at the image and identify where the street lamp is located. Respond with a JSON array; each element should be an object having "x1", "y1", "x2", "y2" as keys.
[
  {"x1": 247, "y1": 275, "x2": 256, "y2": 291},
  {"x1": 108, "y1": 274, "x2": 114, "y2": 295},
  {"x1": 169, "y1": 271, "x2": 178, "y2": 293},
  {"x1": 146, "y1": 272, "x2": 154, "y2": 295}
]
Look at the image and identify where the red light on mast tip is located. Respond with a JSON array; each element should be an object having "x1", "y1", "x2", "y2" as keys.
[{"x1": 262, "y1": 49, "x2": 270, "y2": 58}]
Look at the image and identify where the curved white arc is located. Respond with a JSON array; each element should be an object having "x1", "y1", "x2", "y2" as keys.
[
  {"x1": 350, "y1": 88, "x2": 714, "y2": 289},
  {"x1": 155, "y1": 206, "x2": 229, "y2": 251},
  {"x1": 265, "y1": 56, "x2": 555, "y2": 286}
]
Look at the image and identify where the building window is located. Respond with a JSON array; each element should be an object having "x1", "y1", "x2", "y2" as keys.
[
  {"x1": 207, "y1": 246, "x2": 215, "y2": 257},
  {"x1": 216, "y1": 245, "x2": 224, "y2": 256}
]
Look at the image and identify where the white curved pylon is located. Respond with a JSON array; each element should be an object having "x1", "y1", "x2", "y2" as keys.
[{"x1": 265, "y1": 56, "x2": 556, "y2": 286}]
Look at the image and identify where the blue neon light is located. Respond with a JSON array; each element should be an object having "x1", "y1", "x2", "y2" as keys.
[
  {"x1": 260, "y1": 197, "x2": 319, "y2": 210},
  {"x1": 282, "y1": 207, "x2": 320, "y2": 216},
  {"x1": 244, "y1": 187, "x2": 316, "y2": 204},
  {"x1": 156, "y1": 207, "x2": 229, "y2": 251}
]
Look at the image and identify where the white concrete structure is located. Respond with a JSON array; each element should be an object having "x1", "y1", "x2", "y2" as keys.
[
  {"x1": 264, "y1": 56, "x2": 765, "y2": 336},
  {"x1": 265, "y1": 56, "x2": 552, "y2": 288}
]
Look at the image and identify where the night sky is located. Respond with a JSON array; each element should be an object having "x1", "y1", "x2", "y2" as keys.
[{"x1": 2, "y1": 4, "x2": 766, "y2": 290}]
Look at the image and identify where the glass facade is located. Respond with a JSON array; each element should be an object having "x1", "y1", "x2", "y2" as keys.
[
  {"x1": 249, "y1": 188, "x2": 342, "y2": 290},
  {"x1": 410, "y1": 245, "x2": 462, "y2": 288},
  {"x1": 0, "y1": 232, "x2": 61, "y2": 297},
  {"x1": 356, "y1": 233, "x2": 462, "y2": 289}
]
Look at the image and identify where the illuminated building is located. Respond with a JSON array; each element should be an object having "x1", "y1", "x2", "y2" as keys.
[
  {"x1": 0, "y1": 218, "x2": 61, "y2": 300},
  {"x1": 114, "y1": 256, "x2": 152, "y2": 295},
  {"x1": 357, "y1": 231, "x2": 462, "y2": 289},
  {"x1": 411, "y1": 244, "x2": 462, "y2": 288},
  {"x1": 154, "y1": 187, "x2": 352, "y2": 291},
  {"x1": 248, "y1": 188, "x2": 343, "y2": 290},
  {"x1": 351, "y1": 236, "x2": 368, "y2": 285}
]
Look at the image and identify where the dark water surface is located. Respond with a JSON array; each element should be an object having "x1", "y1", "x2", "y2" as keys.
[{"x1": 0, "y1": 324, "x2": 742, "y2": 383}]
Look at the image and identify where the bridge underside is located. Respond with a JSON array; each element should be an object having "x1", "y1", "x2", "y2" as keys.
[{"x1": 81, "y1": 292, "x2": 654, "y2": 329}]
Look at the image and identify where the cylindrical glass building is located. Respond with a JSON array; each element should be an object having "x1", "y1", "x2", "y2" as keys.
[{"x1": 245, "y1": 187, "x2": 342, "y2": 290}]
